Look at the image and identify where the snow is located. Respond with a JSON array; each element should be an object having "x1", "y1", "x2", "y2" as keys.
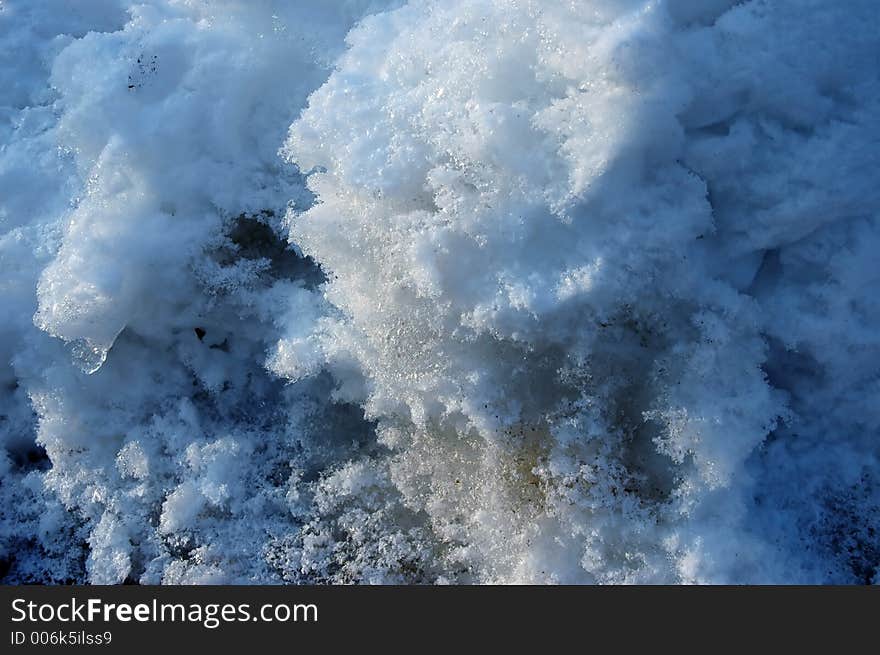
[{"x1": 1, "y1": 0, "x2": 878, "y2": 584}]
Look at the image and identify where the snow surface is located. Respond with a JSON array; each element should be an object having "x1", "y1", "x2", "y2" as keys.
[{"x1": 1, "y1": 0, "x2": 878, "y2": 584}]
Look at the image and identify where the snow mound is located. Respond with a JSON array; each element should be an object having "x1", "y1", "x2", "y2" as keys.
[{"x1": 1, "y1": 0, "x2": 878, "y2": 583}]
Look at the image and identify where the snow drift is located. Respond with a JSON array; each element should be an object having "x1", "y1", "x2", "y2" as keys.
[{"x1": 1, "y1": 0, "x2": 878, "y2": 583}]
